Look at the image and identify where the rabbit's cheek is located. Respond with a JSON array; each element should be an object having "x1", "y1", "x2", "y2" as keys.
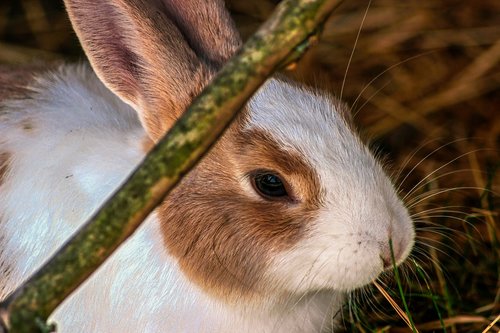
[
  {"x1": 157, "y1": 191, "x2": 315, "y2": 301},
  {"x1": 156, "y1": 141, "x2": 323, "y2": 301}
]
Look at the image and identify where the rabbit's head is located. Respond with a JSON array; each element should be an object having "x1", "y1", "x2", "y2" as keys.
[{"x1": 65, "y1": 0, "x2": 414, "y2": 302}]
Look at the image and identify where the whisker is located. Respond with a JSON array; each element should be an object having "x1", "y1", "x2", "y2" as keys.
[
  {"x1": 411, "y1": 245, "x2": 457, "y2": 271},
  {"x1": 340, "y1": 0, "x2": 372, "y2": 101},
  {"x1": 411, "y1": 205, "x2": 475, "y2": 217},
  {"x1": 403, "y1": 167, "x2": 491, "y2": 203},
  {"x1": 403, "y1": 148, "x2": 494, "y2": 202},
  {"x1": 391, "y1": 137, "x2": 445, "y2": 192},
  {"x1": 407, "y1": 186, "x2": 495, "y2": 209},
  {"x1": 414, "y1": 236, "x2": 469, "y2": 263},
  {"x1": 396, "y1": 138, "x2": 473, "y2": 194},
  {"x1": 352, "y1": 79, "x2": 391, "y2": 119},
  {"x1": 417, "y1": 213, "x2": 482, "y2": 223},
  {"x1": 414, "y1": 226, "x2": 469, "y2": 244},
  {"x1": 352, "y1": 51, "x2": 434, "y2": 119}
]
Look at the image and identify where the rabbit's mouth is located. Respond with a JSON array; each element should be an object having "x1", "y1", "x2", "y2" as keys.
[{"x1": 267, "y1": 207, "x2": 415, "y2": 294}]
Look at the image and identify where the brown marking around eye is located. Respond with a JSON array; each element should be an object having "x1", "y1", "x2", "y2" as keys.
[
  {"x1": 157, "y1": 128, "x2": 323, "y2": 302},
  {"x1": 235, "y1": 129, "x2": 324, "y2": 208}
]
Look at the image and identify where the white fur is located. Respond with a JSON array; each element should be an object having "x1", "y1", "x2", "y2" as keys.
[
  {"x1": 0, "y1": 65, "x2": 363, "y2": 333},
  {"x1": 0, "y1": 65, "x2": 145, "y2": 294}
]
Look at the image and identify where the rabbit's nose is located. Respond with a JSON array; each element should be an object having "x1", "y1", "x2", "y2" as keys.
[{"x1": 380, "y1": 239, "x2": 402, "y2": 270}]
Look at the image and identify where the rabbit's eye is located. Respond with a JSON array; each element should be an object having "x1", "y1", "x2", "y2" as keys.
[{"x1": 252, "y1": 172, "x2": 288, "y2": 199}]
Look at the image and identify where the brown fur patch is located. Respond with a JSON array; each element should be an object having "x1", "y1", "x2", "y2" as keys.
[
  {"x1": 0, "y1": 152, "x2": 10, "y2": 187},
  {"x1": 21, "y1": 119, "x2": 35, "y2": 132},
  {"x1": 0, "y1": 234, "x2": 12, "y2": 301},
  {"x1": 158, "y1": 127, "x2": 323, "y2": 301},
  {"x1": 0, "y1": 63, "x2": 60, "y2": 103}
]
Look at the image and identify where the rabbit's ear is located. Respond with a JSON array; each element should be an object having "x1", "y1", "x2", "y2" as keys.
[{"x1": 64, "y1": 0, "x2": 241, "y2": 140}]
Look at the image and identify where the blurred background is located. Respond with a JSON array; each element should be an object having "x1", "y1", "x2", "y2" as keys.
[{"x1": 0, "y1": 0, "x2": 498, "y2": 331}]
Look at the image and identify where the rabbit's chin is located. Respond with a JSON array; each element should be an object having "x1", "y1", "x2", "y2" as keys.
[{"x1": 269, "y1": 247, "x2": 385, "y2": 295}]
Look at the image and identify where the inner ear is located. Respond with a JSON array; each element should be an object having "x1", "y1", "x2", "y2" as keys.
[
  {"x1": 64, "y1": 0, "x2": 240, "y2": 141},
  {"x1": 161, "y1": 0, "x2": 242, "y2": 66}
]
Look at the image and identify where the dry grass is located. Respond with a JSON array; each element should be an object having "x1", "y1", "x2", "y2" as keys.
[{"x1": 0, "y1": 0, "x2": 498, "y2": 332}]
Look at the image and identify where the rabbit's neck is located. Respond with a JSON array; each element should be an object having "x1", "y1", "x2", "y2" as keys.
[{"x1": 51, "y1": 215, "x2": 342, "y2": 333}]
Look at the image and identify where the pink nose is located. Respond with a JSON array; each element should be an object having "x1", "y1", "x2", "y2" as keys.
[
  {"x1": 380, "y1": 254, "x2": 392, "y2": 269},
  {"x1": 380, "y1": 239, "x2": 402, "y2": 270}
]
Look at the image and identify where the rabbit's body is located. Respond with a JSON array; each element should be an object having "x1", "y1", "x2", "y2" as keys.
[
  {"x1": 0, "y1": 0, "x2": 415, "y2": 332},
  {"x1": 0, "y1": 64, "x2": 343, "y2": 332}
]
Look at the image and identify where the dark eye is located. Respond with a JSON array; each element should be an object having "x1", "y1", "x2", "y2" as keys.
[{"x1": 252, "y1": 172, "x2": 288, "y2": 199}]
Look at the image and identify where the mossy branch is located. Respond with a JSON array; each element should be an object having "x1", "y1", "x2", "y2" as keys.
[{"x1": 0, "y1": 0, "x2": 343, "y2": 331}]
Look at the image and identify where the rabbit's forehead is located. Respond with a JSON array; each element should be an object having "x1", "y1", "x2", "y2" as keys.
[
  {"x1": 246, "y1": 79, "x2": 374, "y2": 189},
  {"x1": 247, "y1": 79, "x2": 357, "y2": 159}
]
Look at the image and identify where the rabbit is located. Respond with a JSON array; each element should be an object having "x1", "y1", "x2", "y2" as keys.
[{"x1": 0, "y1": 0, "x2": 415, "y2": 332}]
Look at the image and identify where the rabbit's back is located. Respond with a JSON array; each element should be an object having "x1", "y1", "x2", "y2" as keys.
[{"x1": 0, "y1": 63, "x2": 147, "y2": 299}]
